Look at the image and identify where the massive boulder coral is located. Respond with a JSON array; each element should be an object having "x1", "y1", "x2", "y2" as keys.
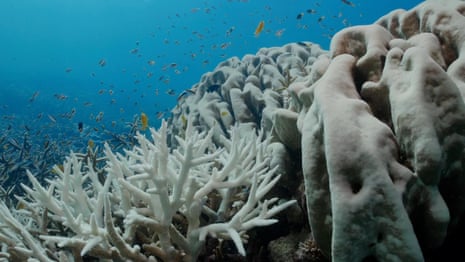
[
  {"x1": 289, "y1": 0, "x2": 465, "y2": 260},
  {"x1": 296, "y1": 54, "x2": 424, "y2": 261},
  {"x1": 167, "y1": 42, "x2": 327, "y2": 147}
]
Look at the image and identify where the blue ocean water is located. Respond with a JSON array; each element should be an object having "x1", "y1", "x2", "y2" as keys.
[{"x1": 0, "y1": 0, "x2": 422, "y2": 184}]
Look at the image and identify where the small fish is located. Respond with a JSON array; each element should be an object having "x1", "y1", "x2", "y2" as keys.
[
  {"x1": 220, "y1": 42, "x2": 231, "y2": 49},
  {"x1": 341, "y1": 0, "x2": 355, "y2": 7},
  {"x1": 16, "y1": 200, "x2": 27, "y2": 210},
  {"x1": 275, "y1": 28, "x2": 286, "y2": 38},
  {"x1": 47, "y1": 114, "x2": 57, "y2": 123},
  {"x1": 65, "y1": 68, "x2": 73, "y2": 73},
  {"x1": 156, "y1": 111, "x2": 164, "y2": 119},
  {"x1": 29, "y1": 91, "x2": 40, "y2": 102},
  {"x1": 254, "y1": 20, "x2": 265, "y2": 37},
  {"x1": 99, "y1": 59, "x2": 106, "y2": 67},
  {"x1": 177, "y1": 89, "x2": 195, "y2": 102},
  {"x1": 54, "y1": 94, "x2": 68, "y2": 100},
  {"x1": 181, "y1": 114, "x2": 187, "y2": 128},
  {"x1": 130, "y1": 48, "x2": 139, "y2": 54},
  {"x1": 95, "y1": 111, "x2": 104, "y2": 122},
  {"x1": 226, "y1": 26, "x2": 235, "y2": 36},
  {"x1": 148, "y1": 60, "x2": 156, "y2": 66},
  {"x1": 78, "y1": 122, "x2": 84, "y2": 132},
  {"x1": 296, "y1": 13, "x2": 304, "y2": 19},
  {"x1": 7, "y1": 138, "x2": 21, "y2": 150},
  {"x1": 88, "y1": 139, "x2": 95, "y2": 148},
  {"x1": 297, "y1": 41, "x2": 313, "y2": 48},
  {"x1": 165, "y1": 89, "x2": 176, "y2": 96},
  {"x1": 140, "y1": 112, "x2": 149, "y2": 130}
]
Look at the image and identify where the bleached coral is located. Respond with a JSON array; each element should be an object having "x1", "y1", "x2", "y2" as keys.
[
  {"x1": 168, "y1": 42, "x2": 327, "y2": 145},
  {"x1": 283, "y1": 0, "x2": 465, "y2": 260},
  {"x1": 0, "y1": 119, "x2": 295, "y2": 261}
]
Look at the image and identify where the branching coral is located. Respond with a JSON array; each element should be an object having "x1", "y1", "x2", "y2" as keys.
[{"x1": 0, "y1": 119, "x2": 295, "y2": 261}]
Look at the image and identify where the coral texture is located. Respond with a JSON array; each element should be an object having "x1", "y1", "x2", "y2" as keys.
[
  {"x1": 2, "y1": 0, "x2": 465, "y2": 260},
  {"x1": 289, "y1": 0, "x2": 465, "y2": 260},
  {"x1": 0, "y1": 120, "x2": 295, "y2": 261},
  {"x1": 169, "y1": 0, "x2": 465, "y2": 260},
  {"x1": 167, "y1": 42, "x2": 327, "y2": 146}
]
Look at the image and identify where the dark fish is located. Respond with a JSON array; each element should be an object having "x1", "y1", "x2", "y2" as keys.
[
  {"x1": 78, "y1": 122, "x2": 84, "y2": 132},
  {"x1": 341, "y1": 0, "x2": 355, "y2": 7},
  {"x1": 165, "y1": 89, "x2": 176, "y2": 96},
  {"x1": 177, "y1": 89, "x2": 195, "y2": 102},
  {"x1": 99, "y1": 59, "x2": 106, "y2": 67},
  {"x1": 296, "y1": 12, "x2": 304, "y2": 19},
  {"x1": 47, "y1": 114, "x2": 57, "y2": 123},
  {"x1": 7, "y1": 138, "x2": 21, "y2": 150},
  {"x1": 29, "y1": 91, "x2": 40, "y2": 102},
  {"x1": 296, "y1": 41, "x2": 312, "y2": 47}
]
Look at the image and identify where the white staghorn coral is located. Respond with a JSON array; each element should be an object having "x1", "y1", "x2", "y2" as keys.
[{"x1": 0, "y1": 119, "x2": 295, "y2": 261}]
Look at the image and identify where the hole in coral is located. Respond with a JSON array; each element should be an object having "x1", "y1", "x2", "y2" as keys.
[
  {"x1": 380, "y1": 55, "x2": 386, "y2": 70},
  {"x1": 377, "y1": 232, "x2": 384, "y2": 243},
  {"x1": 351, "y1": 181, "x2": 362, "y2": 194},
  {"x1": 362, "y1": 255, "x2": 379, "y2": 262}
]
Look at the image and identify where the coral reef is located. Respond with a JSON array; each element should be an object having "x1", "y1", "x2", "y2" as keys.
[
  {"x1": 2, "y1": 0, "x2": 465, "y2": 260},
  {"x1": 292, "y1": 0, "x2": 465, "y2": 260},
  {"x1": 167, "y1": 42, "x2": 327, "y2": 146},
  {"x1": 168, "y1": 0, "x2": 465, "y2": 260},
  {"x1": 0, "y1": 120, "x2": 295, "y2": 261}
]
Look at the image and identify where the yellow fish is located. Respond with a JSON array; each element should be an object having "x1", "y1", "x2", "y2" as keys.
[
  {"x1": 254, "y1": 20, "x2": 265, "y2": 37},
  {"x1": 181, "y1": 114, "x2": 187, "y2": 129},
  {"x1": 141, "y1": 112, "x2": 149, "y2": 131},
  {"x1": 16, "y1": 200, "x2": 27, "y2": 210},
  {"x1": 51, "y1": 164, "x2": 64, "y2": 174},
  {"x1": 88, "y1": 139, "x2": 95, "y2": 149}
]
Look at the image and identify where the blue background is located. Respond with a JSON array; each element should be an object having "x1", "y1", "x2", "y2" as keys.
[{"x1": 0, "y1": 0, "x2": 422, "y2": 149}]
